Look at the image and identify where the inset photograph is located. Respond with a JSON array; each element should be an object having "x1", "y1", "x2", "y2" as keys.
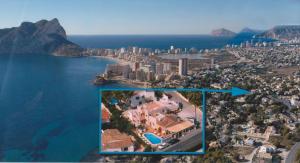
[{"x1": 99, "y1": 89, "x2": 204, "y2": 154}]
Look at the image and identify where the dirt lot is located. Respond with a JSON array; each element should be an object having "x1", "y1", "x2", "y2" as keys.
[
  {"x1": 272, "y1": 66, "x2": 300, "y2": 75},
  {"x1": 232, "y1": 146, "x2": 255, "y2": 155}
]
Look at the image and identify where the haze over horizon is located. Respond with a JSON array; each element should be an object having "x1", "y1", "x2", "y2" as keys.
[{"x1": 0, "y1": 0, "x2": 299, "y2": 35}]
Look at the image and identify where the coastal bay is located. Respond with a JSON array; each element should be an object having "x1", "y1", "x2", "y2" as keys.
[{"x1": 0, "y1": 54, "x2": 125, "y2": 161}]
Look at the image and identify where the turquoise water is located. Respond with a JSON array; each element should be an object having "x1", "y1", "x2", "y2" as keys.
[
  {"x1": 0, "y1": 54, "x2": 128, "y2": 161},
  {"x1": 109, "y1": 98, "x2": 118, "y2": 105},
  {"x1": 144, "y1": 133, "x2": 162, "y2": 145}
]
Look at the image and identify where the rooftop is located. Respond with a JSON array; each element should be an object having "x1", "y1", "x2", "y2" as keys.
[
  {"x1": 102, "y1": 129, "x2": 133, "y2": 150},
  {"x1": 101, "y1": 103, "x2": 111, "y2": 122},
  {"x1": 167, "y1": 120, "x2": 194, "y2": 133},
  {"x1": 143, "y1": 101, "x2": 162, "y2": 111},
  {"x1": 157, "y1": 114, "x2": 181, "y2": 128}
]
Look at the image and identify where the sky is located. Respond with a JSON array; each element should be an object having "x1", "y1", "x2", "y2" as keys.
[{"x1": 0, "y1": 0, "x2": 299, "y2": 35}]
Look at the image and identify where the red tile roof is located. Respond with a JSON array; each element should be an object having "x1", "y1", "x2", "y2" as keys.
[
  {"x1": 101, "y1": 104, "x2": 111, "y2": 122},
  {"x1": 157, "y1": 114, "x2": 181, "y2": 128}
]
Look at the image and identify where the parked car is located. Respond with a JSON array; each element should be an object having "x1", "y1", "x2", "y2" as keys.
[{"x1": 158, "y1": 143, "x2": 169, "y2": 149}]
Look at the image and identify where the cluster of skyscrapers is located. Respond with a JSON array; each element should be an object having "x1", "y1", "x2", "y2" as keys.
[{"x1": 104, "y1": 57, "x2": 189, "y2": 82}]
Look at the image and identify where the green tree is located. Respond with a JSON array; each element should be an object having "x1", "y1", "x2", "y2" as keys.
[
  {"x1": 144, "y1": 145, "x2": 152, "y2": 152},
  {"x1": 154, "y1": 91, "x2": 163, "y2": 100}
]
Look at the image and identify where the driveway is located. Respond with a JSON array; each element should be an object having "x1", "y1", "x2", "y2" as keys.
[
  {"x1": 166, "y1": 91, "x2": 202, "y2": 122},
  {"x1": 286, "y1": 142, "x2": 300, "y2": 163},
  {"x1": 160, "y1": 128, "x2": 202, "y2": 152}
]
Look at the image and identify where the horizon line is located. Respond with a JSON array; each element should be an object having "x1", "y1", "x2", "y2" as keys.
[{"x1": 67, "y1": 34, "x2": 215, "y2": 36}]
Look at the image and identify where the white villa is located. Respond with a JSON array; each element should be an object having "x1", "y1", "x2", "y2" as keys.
[{"x1": 123, "y1": 91, "x2": 195, "y2": 138}]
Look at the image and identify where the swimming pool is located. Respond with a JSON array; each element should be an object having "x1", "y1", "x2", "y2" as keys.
[
  {"x1": 144, "y1": 133, "x2": 162, "y2": 145},
  {"x1": 109, "y1": 97, "x2": 118, "y2": 105}
]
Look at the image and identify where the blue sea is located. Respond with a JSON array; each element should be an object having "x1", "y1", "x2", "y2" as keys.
[
  {"x1": 0, "y1": 35, "x2": 252, "y2": 161},
  {"x1": 68, "y1": 35, "x2": 258, "y2": 49},
  {"x1": 0, "y1": 54, "x2": 128, "y2": 161}
]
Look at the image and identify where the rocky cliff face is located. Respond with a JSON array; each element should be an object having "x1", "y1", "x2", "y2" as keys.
[
  {"x1": 259, "y1": 25, "x2": 300, "y2": 40},
  {"x1": 0, "y1": 18, "x2": 84, "y2": 56},
  {"x1": 211, "y1": 28, "x2": 236, "y2": 37}
]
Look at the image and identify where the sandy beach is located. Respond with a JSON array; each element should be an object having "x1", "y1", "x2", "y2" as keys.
[{"x1": 92, "y1": 55, "x2": 132, "y2": 65}]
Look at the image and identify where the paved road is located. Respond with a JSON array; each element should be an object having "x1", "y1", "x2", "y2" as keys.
[
  {"x1": 286, "y1": 142, "x2": 300, "y2": 163},
  {"x1": 244, "y1": 147, "x2": 258, "y2": 163},
  {"x1": 227, "y1": 50, "x2": 253, "y2": 63},
  {"x1": 160, "y1": 128, "x2": 202, "y2": 152}
]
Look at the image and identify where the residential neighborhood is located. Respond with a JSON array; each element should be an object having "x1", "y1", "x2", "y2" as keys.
[
  {"x1": 94, "y1": 43, "x2": 300, "y2": 162},
  {"x1": 100, "y1": 90, "x2": 203, "y2": 152}
]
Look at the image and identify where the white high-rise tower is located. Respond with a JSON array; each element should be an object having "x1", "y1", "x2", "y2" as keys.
[{"x1": 179, "y1": 58, "x2": 188, "y2": 76}]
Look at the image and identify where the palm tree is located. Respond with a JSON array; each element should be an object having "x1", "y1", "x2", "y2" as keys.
[{"x1": 154, "y1": 91, "x2": 163, "y2": 101}]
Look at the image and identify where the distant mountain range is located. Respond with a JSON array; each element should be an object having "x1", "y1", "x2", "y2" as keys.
[
  {"x1": 211, "y1": 25, "x2": 300, "y2": 41},
  {"x1": 239, "y1": 27, "x2": 264, "y2": 35},
  {"x1": 211, "y1": 27, "x2": 264, "y2": 37},
  {"x1": 211, "y1": 28, "x2": 236, "y2": 37},
  {"x1": 0, "y1": 18, "x2": 83, "y2": 55},
  {"x1": 258, "y1": 25, "x2": 300, "y2": 40},
  {"x1": 0, "y1": 18, "x2": 299, "y2": 55}
]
